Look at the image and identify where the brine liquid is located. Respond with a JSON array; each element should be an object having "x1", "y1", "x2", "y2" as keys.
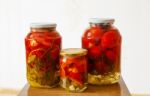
[{"x1": 88, "y1": 72, "x2": 120, "y2": 85}]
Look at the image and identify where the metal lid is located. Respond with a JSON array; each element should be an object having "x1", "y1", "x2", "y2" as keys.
[
  {"x1": 60, "y1": 48, "x2": 87, "y2": 57},
  {"x1": 30, "y1": 22, "x2": 56, "y2": 28},
  {"x1": 89, "y1": 18, "x2": 114, "y2": 24}
]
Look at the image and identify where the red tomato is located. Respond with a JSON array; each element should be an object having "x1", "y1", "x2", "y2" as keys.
[
  {"x1": 29, "y1": 32, "x2": 45, "y2": 42},
  {"x1": 29, "y1": 32, "x2": 50, "y2": 47},
  {"x1": 75, "y1": 59, "x2": 87, "y2": 73},
  {"x1": 101, "y1": 31, "x2": 121, "y2": 49},
  {"x1": 82, "y1": 37, "x2": 94, "y2": 49},
  {"x1": 94, "y1": 61, "x2": 111, "y2": 74},
  {"x1": 82, "y1": 27, "x2": 103, "y2": 46},
  {"x1": 113, "y1": 45, "x2": 121, "y2": 56},
  {"x1": 84, "y1": 27, "x2": 103, "y2": 38},
  {"x1": 60, "y1": 58, "x2": 74, "y2": 73},
  {"x1": 68, "y1": 72, "x2": 83, "y2": 86},
  {"x1": 50, "y1": 45, "x2": 60, "y2": 60},
  {"x1": 54, "y1": 37, "x2": 61, "y2": 47},
  {"x1": 25, "y1": 39, "x2": 31, "y2": 57},
  {"x1": 106, "y1": 50, "x2": 117, "y2": 62},
  {"x1": 88, "y1": 46, "x2": 102, "y2": 58},
  {"x1": 30, "y1": 48, "x2": 45, "y2": 58},
  {"x1": 82, "y1": 27, "x2": 103, "y2": 45}
]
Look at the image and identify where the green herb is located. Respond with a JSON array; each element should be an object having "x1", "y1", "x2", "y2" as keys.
[{"x1": 27, "y1": 55, "x2": 36, "y2": 64}]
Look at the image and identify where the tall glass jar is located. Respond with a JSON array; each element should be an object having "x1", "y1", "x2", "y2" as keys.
[
  {"x1": 60, "y1": 48, "x2": 88, "y2": 92},
  {"x1": 82, "y1": 18, "x2": 121, "y2": 85},
  {"x1": 25, "y1": 23, "x2": 61, "y2": 88}
]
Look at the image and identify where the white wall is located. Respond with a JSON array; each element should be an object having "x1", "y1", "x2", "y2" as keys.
[{"x1": 0, "y1": 0, "x2": 150, "y2": 94}]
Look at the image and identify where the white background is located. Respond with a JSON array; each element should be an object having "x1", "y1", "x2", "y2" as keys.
[{"x1": 0, "y1": 0, "x2": 150, "y2": 94}]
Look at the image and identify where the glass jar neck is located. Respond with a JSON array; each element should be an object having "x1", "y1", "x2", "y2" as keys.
[
  {"x1": 31, "y1": 27, "x2": 56, "y2": 32},
  {"x1": 90, "y1": 23, "x2": 112, "y2": 28}
]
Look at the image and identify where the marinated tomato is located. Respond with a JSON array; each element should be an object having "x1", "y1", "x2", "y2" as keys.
[{"x1": 101, "y1": 30, "x2": 121, "y2": 49}]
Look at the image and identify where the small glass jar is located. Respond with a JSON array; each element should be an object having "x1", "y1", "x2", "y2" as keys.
[
  {"x1": 82, "y1": 18, "x2": 121, "y2": 85},
  {"x1": 25, "y1": 23, "x2": 61, "y2": 88},
  {"x1": 60, "y1": 48, "x2": 88, "y2": 92}
]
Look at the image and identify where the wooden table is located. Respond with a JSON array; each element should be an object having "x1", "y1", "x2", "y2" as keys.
[{"x1": 18, "y1": 77, "x2": 131, "y2": 96}]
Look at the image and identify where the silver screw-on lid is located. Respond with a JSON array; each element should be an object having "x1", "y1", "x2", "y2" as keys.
[
  {"x1": 89, "y1": 18, "x2": 114, "y2": 24},
  {"x1": 30, "y1": 22, "x2": 56, "y2": 28}
]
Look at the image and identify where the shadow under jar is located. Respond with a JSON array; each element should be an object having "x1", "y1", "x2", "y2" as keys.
[
  {"x1": 60, "y1": 48, "x2": 88, "y2": 92},
  {"x1": 25, "y1": 23, "x2": 61, "y2": 88},
  {"x1": 82, "y1": 18, "x2": 122, "y2": 85}
]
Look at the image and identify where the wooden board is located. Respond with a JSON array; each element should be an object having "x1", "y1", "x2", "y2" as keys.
[{"x1": 18, "y1": 76, "x2": 131, "y2": 96}]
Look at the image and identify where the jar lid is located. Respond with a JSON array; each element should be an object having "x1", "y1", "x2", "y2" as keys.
[
  {"x1": 89, "y1": 18, "x2": 114, "y2": 24},
  {"x1": 60, "y1": 48, "x2": 87, "y2": 57},
  {"x1": 30, "y1": 22, "x2": 56, "y2": 28}
]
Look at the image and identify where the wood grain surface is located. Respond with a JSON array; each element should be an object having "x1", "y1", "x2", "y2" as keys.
[{"x1": 18, "y1": 76, "x2": 131, "y2": 96}]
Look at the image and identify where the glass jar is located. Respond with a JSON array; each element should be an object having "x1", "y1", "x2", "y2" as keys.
[
  {"x1": 60, "y1": 48, "x2": 88, "y2": 92},
  {"x1": 25, "y1": 23, "x2": 61, "y2": 88},
  {"x1": 82, "y1": 18, "x2": 121, "y2": 85}
]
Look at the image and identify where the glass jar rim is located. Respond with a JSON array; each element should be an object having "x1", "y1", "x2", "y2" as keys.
[{"x1": 60, "y1": 48, "x2": 87, "y2": 57}]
